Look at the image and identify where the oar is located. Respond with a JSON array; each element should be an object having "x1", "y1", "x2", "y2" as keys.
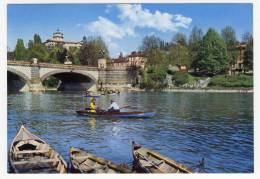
[
  {"x1": 119, "y1": 105, "x2": 131, "y2": 109},
  {"x1": 138, "y1": 154, "x2": 164, "y2": 173}
]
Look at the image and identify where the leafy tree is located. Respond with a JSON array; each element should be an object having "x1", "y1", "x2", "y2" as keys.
[
  {"x1": 243, "y1": 34, "x2": 253, "y2": 71},
  {"x1": 196, "y1": 28, "x2": 229, "y2": 75},
  {"x1": 169, "y1": 44, "x2": 190, "y2": 67},
  {"x1": 189, "y1": 26, "x2": 203, "y2": 71},
  {"x1": 68, "y1": 47, "x2": 81, "y2": 65},
  {"x1": 14, "y1": 39, "x2": 27, "y2": 60},
  {"x1": 242, "y1": 32, "x2": 253, "y2": 42},
  {"x1": 56, "y1": 48, "x2": 68, "y2": 64},
  {"x1": 7, "y1": 51, "x2": 15, "y2": 60},
  {"x1": 221, "y1": 26, "x2": 238, "y2": 66},
  {"x1": 26, "y1": 34, "x2": 49, "y2": 62},
  {"x1": 48, "y1": 47, "x2": 63, "y2": 64},
  {"x1": 139, "y1": 35, "x2": 161, "y2": 52},
  {"x1": 79, "y1": 36, "x2": 109, "y2": 66},
  {"x1": 146, "y1": 48, "x2": 167, "y2": 66},
  {"x1": 172, "y1": 33, "x2": 187, "y2": 46},
  {"x1": 189, "y1": 26, "x2": 203, "y2": 47},
  {"x1": 33, "y1": 34, "x2": 42, "y2": 44}
]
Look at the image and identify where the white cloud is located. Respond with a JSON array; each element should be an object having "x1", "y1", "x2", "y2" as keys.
[
  {"x1": 116, "y1": 4, "x2": 192, "y2": 32},
  {"x1": 84, "y1": 4, "x2": 192, "y2": 57},
  {"x1": 86, "y1": 16, "x2": 125, "y2": 41},
  {"x1": 105, "y1": 4, "x2": 112, "y2": 14}
]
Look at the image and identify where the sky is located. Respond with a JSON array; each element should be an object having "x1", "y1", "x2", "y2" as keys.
[{"x1": 7, "y1": 3, "x2": 253, "y2": 58}]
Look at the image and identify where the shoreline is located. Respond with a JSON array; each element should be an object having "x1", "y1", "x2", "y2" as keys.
[{"x1": 128, "y1": 87, "x2": 253, "y2": 93}]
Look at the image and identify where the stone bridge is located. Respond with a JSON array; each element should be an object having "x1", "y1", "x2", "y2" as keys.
[{"x1": 7, "y1": 60, "x2": 133, "y2": 92}]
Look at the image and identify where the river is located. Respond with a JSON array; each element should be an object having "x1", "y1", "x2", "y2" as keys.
[{"x1": 7, "y1": 91, "x2": 254, "y2": 173}]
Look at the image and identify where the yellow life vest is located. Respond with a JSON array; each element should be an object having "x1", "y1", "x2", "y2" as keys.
[{"x1": 89, "y1": 102, "x2": 96, "y2": 113}]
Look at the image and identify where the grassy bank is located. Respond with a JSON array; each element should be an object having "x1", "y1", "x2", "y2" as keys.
[{"x1": 209, "y1": 74, "x2": 253, "y2": 88}]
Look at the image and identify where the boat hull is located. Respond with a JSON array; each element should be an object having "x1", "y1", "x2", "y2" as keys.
[
  {"x1": 132, "y1": 141, "x2": 193, "y2": 173},
  {"x1": 9, "y1": 125, "x2": 67, "y2": 173},
  {"x1": 69, "y1": 147, "x2": 132, "y2": 173},
  {"x1": 76, "y1": 110, "x2": 155, "y2": 118}
]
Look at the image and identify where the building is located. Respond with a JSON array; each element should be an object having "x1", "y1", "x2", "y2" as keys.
[
  {"x1": 127, "y1": 51, "x2": 147, "y2": 69},
  {"x1": 44, "y1": 29, "x2": 82, "y2": 50},
  {"x1": 100, "y1": 51, "x2": 147, "y2": 70},
  {"x1": 231, "y1": 43, "x2": 247, "y2": 74}
]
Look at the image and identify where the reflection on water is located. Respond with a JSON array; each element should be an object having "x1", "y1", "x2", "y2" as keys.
[{"x1": 8, "y1": 91, "x2": 253, "y2": 173}]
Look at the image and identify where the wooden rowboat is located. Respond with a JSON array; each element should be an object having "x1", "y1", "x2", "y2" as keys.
[
  {"x1": 9, "y1": 125, "x2": 67, "y2": 173},
  {"x1": 69, "y1": 147, "x2": 132, "y2": 173},
  {"x1": 76, "y1": 110, "x2": 155, "y2": 118},
  {"x1": 132, "y1": 141, "x2": 193, "y2": 173}
]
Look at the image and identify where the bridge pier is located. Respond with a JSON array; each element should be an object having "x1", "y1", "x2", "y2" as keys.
[{"x1": 28, "y1": 64, "x2": 45, "y2": 92}]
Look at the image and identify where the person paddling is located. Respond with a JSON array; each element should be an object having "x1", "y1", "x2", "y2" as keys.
[
  {"x1": 89, "y1": 98, "x2": 97, "y2": 113},
  {"x1": 107, "y1": 100, "x2": 120, "y2": 112}
]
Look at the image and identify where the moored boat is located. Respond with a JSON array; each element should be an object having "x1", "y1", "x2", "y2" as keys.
[
  {"x1": 132, "y1": 141, "x2": 193, "y2": 173},
  {"x1": 76, "y1": 110, "x2": 155, "y2": 118},
  {"x1": 9, "y1": 125, "x2": 67, "y2": 173},
  {"x1": 69, "y1": 147, "x2": 132, "y2": 173}
]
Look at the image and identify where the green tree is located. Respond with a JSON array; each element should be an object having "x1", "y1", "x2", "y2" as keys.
[
  {"x1": 33, "y1": 34, "x2": 42, "y2": 44},
  {"x1": 221, "y1": 26, "x2": 238, "y2": 66},
  {"x1": 14, "y1": 39, "x2": 27, "y2": 60},
  {"x1": 68, "y1": 47, "x2": 81, "y2": 65},
  {"x1": 79, "y1": 36, "x2": 109, "y2": 66},
  {"x1": 189, "y1": 26, "x2": 203, "y2": 71},
  {"x1": 139, "y1": 35, "x2": 161, "y2": 52},
  {"x1": 169, "y1": 44, "x2": 190, "y2": 67},
  {"x1": 27, "y1": 34, "x2": 49, "y2": 62},
  {"x1": 172, "y1": 33, "x2": 187, "y2": 46},
  {"x1": 243, "y1": 33, "x2": 253, "y2": 71},
  {"x1": 196, "y1": 28, "x2": 229, "y2": 75},
  {"x1": 242, "y1": 32, "x2": 252, "y2": 42},
  {"x1": 146, "y1": 48, "x2": 167, "y2": 66}
]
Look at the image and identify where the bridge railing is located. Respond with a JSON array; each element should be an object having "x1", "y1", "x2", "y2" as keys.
[{"x1": 7, "y1": 60, "x2": 98, "y2": 70}]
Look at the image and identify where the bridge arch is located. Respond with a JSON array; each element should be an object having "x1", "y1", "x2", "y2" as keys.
[
  {"x1": 7, "y1": 67, "x2": 31, "y2": 84},
  {"x1": 40, "y1": 69, "x2": 97, "y2": 83},
  {"x1": 40, "y1": 69, "x2": 97, "y2": 91}
]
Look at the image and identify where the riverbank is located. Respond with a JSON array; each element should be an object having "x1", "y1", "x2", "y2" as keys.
[{"x1": 127, "y1": 87, "x2": 253, "y2": 93}]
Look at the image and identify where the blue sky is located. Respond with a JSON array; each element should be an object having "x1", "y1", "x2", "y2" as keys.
[{"x1": 8, "y1": 3, "x2": 253, "y2": 58}]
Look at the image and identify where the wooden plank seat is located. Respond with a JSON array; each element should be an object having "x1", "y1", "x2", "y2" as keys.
[
  {"x1": 13, "y1": 158, "x2": 59, "y2": 165},
  {"x1": 15, "y1": 162, "x2": 59, "y2": 173},
  {"x1": 15, "y1": 149, "x2": 50, "y2": 155}
]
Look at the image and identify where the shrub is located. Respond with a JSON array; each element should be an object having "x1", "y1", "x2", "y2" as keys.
[
  {"x1": 209, "y1": 75, "x2": 253, "y2": 87},
  {"x1": 172, "y1": 72, "x2": 195, "y2": 86}
]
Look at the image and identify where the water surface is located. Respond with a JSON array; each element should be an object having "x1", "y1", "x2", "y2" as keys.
[{"x1": 8, "y1": 91, "x2": 254, "y2": 173}]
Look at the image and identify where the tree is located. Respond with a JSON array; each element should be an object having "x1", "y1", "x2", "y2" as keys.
[
  {"x1": 189, "y1": 26, "x2": 203, "y2": 47},
  {"x1": 139, "y1": 35, "x2": 161, "y2": 52},
  {"x1": 68, "y1": 47, "x2": 81, "y2": 65},
  {"x1": 27, "y1": 34, "x2": 49, "y2": 62},
  {"x1": 188, "y1": 26, "x2": 203, "y2": 70},
  {"x1": 242, "y1": 32, "x2": 253, "y2": 42},
  {"x1": 169, "y1": 44, "x2": 190, "y2": 67},
  {"x1": 79, "y1": 36, "x2": 109, "y2": 66},
  {"x1": 221, "y1": 26, "x2": 238, "y2": 66},
  {"x1": 196, "y1": 28, "x2": 229, "y2": 75},
  {"x1": 243, "y1": 33, "x2": 253, "y2": 71},
  {"x1": 33, "y1": 34, "x2": 42, "y2": 44},
  {"x1": 172, "y1": 33, "x2": 187, "y2": 46},
  {"x1": 14, "y1": 39, "x2": 27, "y2": 60},
  {"x1": 146, "y1": 48, "x2": 167, "y2": 66}
]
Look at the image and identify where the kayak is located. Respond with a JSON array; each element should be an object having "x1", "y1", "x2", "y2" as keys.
[{"x1": 76, "y1": 110, "x2": 155, "y2": 118}]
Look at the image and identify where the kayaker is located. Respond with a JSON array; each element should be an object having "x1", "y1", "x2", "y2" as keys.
[
  {"x1": 89, "y1": 98, "x2": 97, "y2": 113},
  {"x1": 107, "y1": 100, "x2": 120, "y2": 112}
]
